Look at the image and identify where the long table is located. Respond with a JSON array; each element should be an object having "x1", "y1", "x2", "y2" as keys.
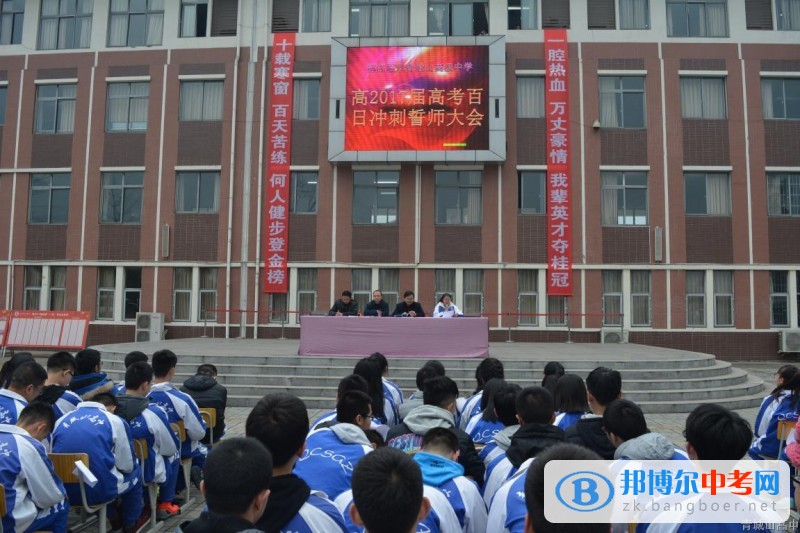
[{"x1": 298, "y1": 316, "x2": 489, "y2": 358}]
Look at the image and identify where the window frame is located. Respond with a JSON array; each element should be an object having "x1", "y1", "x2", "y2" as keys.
[
  {"x1": 435, "y1": 170, "x2": 483, "y2": 225},
  {"x1": 100, "y1": 171, "x2": 144, "y2": 224},
  {"x1": 508, "y1": 0, "x2": 537, "y2": 29},
  {"x1": 301, "y1": 0, "x2": 332, "y2": 32},
  {"x1": 106, "y1": 81, "x2": 149, "y2": 132},
  {"x1": 352, "y1": 170, "x2": 399, "y2": 225},
  {"x1": 96, "y1": 267, "x2": 116, "y2": 320},
  {"x1": 49, "y1": 265, "x2": 66, "y2": 311},
  {"x1": 198, "y1": 267, "x2": 217, "y2": 321},
  {"x1": 618, "y1": 0, "x2": 650, "y2": 29},
  {"x1": 0, "y1": 86, "x2": 7, "y2": 126},
  {"x1": 123, "y1": 266, "x2": 141, "y2": 321},
  {"x1": 516, "y1": 76, "x2": 545, "y2": 119},
  {"x1": 108, "y1": 0, "x2": 164, "y2": 47},
  {"x1": 771, "y1": 271, "x2": 790, "y2": 327},
  {"x1": 29, "y1": 172, "x2": 70, "y2": 225},
  {"x1": 680, "y1": 77, "x2": 727, "y2": 119},
  {"x1": 293, "y1": 79, "x2": 321, "y2": 120},
  {"x1": 630, "y1": 270, "x2": 651, "y2": 327},
  {"x1": 428, "y1": 0, "x2": 489, "y2": 36},
  {"x1": 296, "y1": 268, "x2": 318, "y2": 323},
  {"x1": 598, "y1": 76, "x2": 646, "y2": 129},
  {"x1": 434, "y1": 269, "x2": 456, "y2": 306},
  {"x1": 684, "y1": 172, "x2": 731, "y2": 216},
  {"x1": 34, "y1": 83, "x2": 77, "y2": 134},
  {"x1": 180, "y1": 0, "x2": 209, "y2": 37},
  {"x1": 767, "y1": 173, "x2": 800, "y2": 216},
  {"x1": 0, "y1": 0, "x2": 24, "y2": 45},
  {"x1": 776, "y1": 0, "x2": 800, "y2": 30},
  {"x1": 349, "y1": 0, "x2": 410, "y2": 37},
  {"x1": 38, "y1": 0, "x2": 93, "y2": 50},
  {"x1": 463, "y1": 269, "x2": 484, "y2": 316},
  {"x1": 601, "y1": 171, "x2": 648, "y2": 226},
  {"x1": 175, "y1": 171, "x2": 220, "y2": 214},
  {"x1": 602, "y1": 270, "x2": 623, "y2": 326},
  {"x1": 666, "y1": 0, "x2": 729, "y2": 37},
  {"x1": 517, "y1": 270, "x2": 538, "y2": 326},
  {"x1": 179, "y1": 80, "x2": 224, "y2": 122},
  {"x1": 23, "y1": 266, "x2": 43, "y2": 311},
  {"x1": 379, "y1": 268, "x2": 399, "y2": 308},
  {"x1": 351, "y1": 268, "x2": 372, "y2": 309},
  {"x1": 713, "y1": 270, "x2": 734, "y2": 327},
  {"x1": 291, "y1": 171, "x2": 318, "y2": 214},
  {"x1": 762, "y1": 77, "x2": 800, "y2": 120},
  {"x1": 172, "y1": 267, "x2": 192, "y2": 322},
  {"x1": 518, "y1": 171, "x2": 546, "y2": 215},
  {"x1": 547, "y1": 295, "x2": 567, "y2": 326},
  {"x1": 686, "y1": 270, "x2": 706, "y2": 327}
]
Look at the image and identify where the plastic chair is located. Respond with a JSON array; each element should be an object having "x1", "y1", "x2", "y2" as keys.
[
  {"x1": 133, "y1": 439, "x2": 157, "y2": 530},
  {"x1": 758, "y1": 419, "x2": 797, "y2": 460},
  {"x1": 198, "y1": 408, "x2": 217, "y2": 446},
  {"x1": 170, "y1": 421, "x2": 193, "y2": 503},
  {"x1": 49, "y1": 453, "x2": 110, "y2": 533}
]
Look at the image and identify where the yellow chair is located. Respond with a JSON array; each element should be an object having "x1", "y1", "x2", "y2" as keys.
[
  {"x1": 133, "y1": 438, "x2": 157, "y2": 530},
  {"x1": 170, "y1": 421, "x2": 194, "y2": 504},
  {"x1": 199, "y1": 408, "x2": 217, "y2": 446},
  {"x1": 758, "y1": 419, "x2": 797, "y2": 460},
  {"x1": 49, "y1": 453, "x2": 110, "y2": 533},
  {"x1": 0, "y1": 483, "x2": 6, "y2": 519}
]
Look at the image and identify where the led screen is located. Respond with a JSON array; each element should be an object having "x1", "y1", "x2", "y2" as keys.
[{"x1": 345, "y1": 46, "x2": 490, "y2": 151}]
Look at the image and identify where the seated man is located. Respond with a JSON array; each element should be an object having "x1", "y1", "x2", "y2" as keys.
[
  {"x1": 181, "y1": 363, "x2": 227, "y2": 444},
  {"x1": 116, "y1": 351, "x2": 149, "y2": 395},
  {"x1": 603, "y1": 399, "x2": 688, "y2": 460},
  {"x1": 293, "y1": 391, "x2": 374, "y2": 500},
  {"x1": 400, "y1": 362, "x2": 446, "y2": 421},
  {"x1": 0, "y1": 401, "x2": 69, "y2": 533},
  {"x1": 564, "y1": 366, "x2": 621, "y2": 460},
  {"x1": 178, "y1": 438, "x2": 272, "y2": 533},
  {"x1": 328, "y1": 290, "x2": 359, "y2": 316},
  {"x1": 310, "y1": 374, "x2": 370, "y2": 430},
  {"x1": 392, "y1": 290, "x2": 426, "y2": 317},
  {"x1": 39, "y1": 352, "x2": 82, "y2": 419},
  {"x1": 51, "y1": 393, "x2": 150, "y2": 533},
  {"x1": 363, "y1": 290, "x2": 390, "y2": 317},
  {"x1": 246, "y1": 393, "x2": 348, "y2": 532},
  {"x1": 69, "y1": 348, "x2": 118, "y2": 400},
  {"x1": 0, "y1": 361, "x2": 47, "y2": 424}
]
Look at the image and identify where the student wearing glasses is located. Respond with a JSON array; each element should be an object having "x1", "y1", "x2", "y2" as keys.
[{"x1": 39, "y1": 352, "x2": 82, "y2": 419}]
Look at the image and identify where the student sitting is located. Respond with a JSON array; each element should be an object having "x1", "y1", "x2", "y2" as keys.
[
  {"x1": 39, "y1": 352, "x2": 82, "y2": 419},
  {"x1": 368, "y1": 352, "x2": 404, "y2": 408},
  {"x1": 458, "y1": 358, "x2": 505, "y2": 430},
  {"x1": 181, "y1": 363, "x2": 228, "y2": 445},
  {"x1": 354, "y1": 358, "x2": 399, "y2": 428},
  {"x1": 400, "y1": 362, "x2": 446, "y2": 421},
  {"x1": 310, "y1": 374, "x2": 370, "y2": 430},
  {"x1": 115, "y1": 351, "x2": 149, "y2": 394},
  {"x1": 603, "y1": 399, "x2": 688, "y2": 461},
  {"x1": 564, "y1": 366, "x2": 622, "y2": 460},
  {"x1": 552, "y1": 374, "x2": 590, "y2": 431},
  {"x1": 749, "y1": 364, "x2": 800, "y2": 459},
  {"x1": 433, "y1": 294, "x2": 463, "y2": 318},
  {"x1": 465, "y1": 378, "x2": 507, "y2": 445},
  {"x1": 478, "y1": 383, "x2": 522, "y2": 468},
  {"x1": 0, "y1": 361, "x2": 47, "y2": 424},
  {"x1": 68, "y1": 348, "x2": 119, "y2": 400}
]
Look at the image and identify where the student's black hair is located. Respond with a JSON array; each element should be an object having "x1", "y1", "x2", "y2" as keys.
[
  {"x1": 151, "y1": 349, "x2": 178, "y2": 378},
  {"x1": 423, "y1": 376, "x2": 459, "y2": 409},
  {"x1": 494, "y1": 382, "x2": 522, "y2": 427},
  {"x1": 353, "y1": 358, "x2": 385, "y2": 419},
  {"x1": 123, "y1": 351, "x2": 148, "y2": 369},
  {"x1": 415, "y1": 364, "x2": 443, "y2": 391},
  {"x1": 46, "y1": 351, "x2": 76, "y2": 373},
  {"x1": 525, "y1": 444, "x2": 608, "y2": 533},
  {"x1": 585, "y1": 367, "x2": 622, "y2": 406},
  {"x1": 10, "y1": 361, "x2": 47, "y2": 389},
  {"x1": 424, "y1": 360, "x2": 446, "y2": 376},
  {"x1": 342, "y1": 290, "x2": 353, "y2": 297},
  {"x1": 684, "y1": 403, "x2": 752, "y2": 460},
  {"x1": 336, "y1": 390, "x2": 372, "y2": 424},
  {"x1": 516, "y1": 386, "x2": 554, "y2": 425},
  {"x1": 125, "y1": 362, "x2": 153, "y2": 391},
  {"x1": 421, "y1": 427, "x2": 459, "y2": 454},
  {"x1": 602, "y1": 399, "x2": 648, "y2": 442},
  {"x1": 479, "y1": 378, "x2": 507, "y2": 423},
  {"x1": 554, "y1": 374, "x2": 590, "y2": 414},
  {"x1": 337, "y1": 374, "x2": 369, "y2": 398},
  {"x1": 18, "y1": 400, "x2": 56, "y2": 433},
  {"x1": 438, "y1": 292, "x2": 453, "y2": 303},
  {"x1": 364, "y1": 429, "x2": 385, "y2": 448},
  {"x1": 368, "y1": 352, "x2": 389, "y2": 373},
  {"x1": 541, "y1": 361, "x2": 565, "y2": 395},
  {"x1": 403, "y1": 290, "x2": 415, "y2": 298},
  {"x1": 771, "y1": 364, "x2": 800, "y2": 400},
  {"x1": 474, "y1": 357, "x2": 504, "y2": 394},
  {"x1": 351, "y1": 447, "x2": 424, "y2": 533},
  {"x1": 75, "y1": 349, "x2": 102, "y2": 376},
  {"x1": 94, "y1": 392, "x2": 119, "y2": 409},
  {"x1": 246, "y1": 393, "x2": 309, "y2": 467},
  {"x1": 197, "y1": 364, "x2": 218, "y2": 377},
  {"x1": 203, "y1": 437, "x2": 273, "y2": 516},
  {"x1": 0, "y1": 352, "x2": 34, "y2": 388}
]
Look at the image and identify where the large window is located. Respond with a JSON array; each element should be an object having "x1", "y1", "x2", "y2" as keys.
[
  {"x1": 601, "y1": 171, "x2": 647, "y2": 226},
  {"x1": 547, "y1": 295, "x2": 567, "y2": 326},
  {"x1": 29, "y1": 173, "x2": 70, "y2": 224},
  {"x1": 176, "y1": 171, "x2": 219, "y2": 213},
  {"x1": 680, "y1": 77, "x2": 727, "y2": 119},
  {"x1": 97, "y1": 267, "x2": 116, "y2": 320},
  {"x1": 179, "y1": 81, "x2": 223, "y2": 121},
  {"x1": 517, "y1": 77, "x2": 545, "y2": 118},
  {"x1": 519, "y1": 171, "x2": 546, "y2": 214},
  {"x1": 39, "y1": 0, "x2": 92, "y2": 49},
  {"x1": 631, "y1": 270, "x2": 651, "y2": 326},
  {"x1": 269, "y1": 293, "x2": 288, "y2": 323},
  {"x1": 291, "y1": 172, "x2": 317, "y2": 214},
  {"x1": 777, "y1": 0, "x2": 800, "y2": 30},
  {"x1": 767, "y1": 173, "x2": 800, "y2": 216},
  {"x1": 49, "y1": 266, "x2": 66, "y2": 310},
  {"x1": 713, "y1": 270, "x2": 734, "y2": 327},
  {"x1": 106, "y1": 82, "x2": 149, "y2": 132},
  {"x1": 173, "y1": 267, "x2": 192, "y2": 321},
  {"x1": 435, "y1": 170, "x2": 482, "y2": 225},
  {"x1": 771, "y1": 271, "x2": 789, "y2": 326},
  {"x1": 434, "y1": 269, "x2": 455, "y2": 305},
  {"x1": 463, "y1": 269, "x2": 483, "y2": 316},
  {"x1": 302, "y1": 0, "x2": 331, "y2": 31},
  {"x1": 518, "y1": 270, "x2": 538, "y2": 325},
  {"x1": 0, "y1": 0, "x2": 24, "y2": 45},
  {"x1": 353, "y1": 171, "x2": 398, "y2": 224},
  {"x1": 108, "y1": 0, "x2": 164, "y2": 47},
  {"x1": 124, "y1": 267, "x2": 141, "y2": 320},
  {"x1": 379, "y1": 269, "x2": 399, "y2": 307},
  {"x1": 599, "y1": 76, "x2": 646, "y2": 128},
  {"x1": 429, "y1": 1, "x2": 489, "y2": 36},
  {"x1": 199, "y1": 268, "x2": 217, "y2": 321},
  {"x1": 684, "y1": 173, "x2": 731, "y2": 216},
  {"x1": 351, "y1": 268, "x2": 372, "y2": 309},
  {"x1": 666, "y1": 0, "x2": 727, "y2": 37},
  {"x1": 508, "y1": 0, "x2": 536, "y2": 29},
  {"x1": 762, "y1": 78, "x2": 800, "y2": 120},
  {"x1": 296, "y1": 268, "x2": 317, "y2": 319},
  {"x1": 602, "y1": 270, "x2": 623, "y2": 326},
  {"x1": 180, "y1": 0, "x2": 208, "y2": 37},
  {"x1": 174, "y1": 267, "x2": 217, "y2": 322},
  {"x1": 619, "y1": 0, "x2": 650, "y2": 29},
  {"x1": 23, "y1": 266, "x2": 42, "y2": 310},
  {"x1": 293, "y1": 79, "x2": 320, "y2": 120},
  {"x1": 23, "y1": 266, "x2": 67, "y2": 312},
  {"x1": 686, "y1": 271, "x2": 705, "y2": 327},
  {"x1": 34, "y1": 84, "x2": 76, "y2": 134},
  {"x1": 101, "y1": 172, "x2": 143, "y2": 224},
  {"x1": 350, "y1": 0, "x2": 409, "y2": 36}
]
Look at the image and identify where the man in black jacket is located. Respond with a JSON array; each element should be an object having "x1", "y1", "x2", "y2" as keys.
[
  {"x1": 328, "y1": 291, "x2": 359, "y2": 316},
  {"x1": 182, "y1": 364, "x2": 227, "y2": 445},
  {"x1": 392, "y1": 291, "x2": 426, "y2": 317},
  {"x1": 564, "y1": 366, "x2": 621, "y2": 460},
  {"x1": 362, "y1": 290, "x2": 390, "y2": 317},
  {"x1": 386, "y1": 376, "x2": 485, "y2": 485}
]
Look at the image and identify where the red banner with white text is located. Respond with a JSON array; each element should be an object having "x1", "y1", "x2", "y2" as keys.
[
  {"x1": 264, "y1": 33, "x2": 296, "y2": 293},
  {"x1": 545, "y1": 29, "x2": 572, "y2": 296}
]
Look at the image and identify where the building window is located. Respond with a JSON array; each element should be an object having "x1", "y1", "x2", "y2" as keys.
[
  {"x1": 350, "y1": 0, "x2": 409, "y2": 36},
  {"x1": 601, "y1": 171, "x2": 648, "y2": 225},
  {"x1": 23, "y1": 266, "x2": 42, "y2": 310},
  {"x1": 379, "y1": 268, "x2": 399, "y2": 307},
  {"x1": 34, "y1": 84, "x2": 76, "y2": 134},
  {"x1": 101, "y1": 172, "x2": 143, "y2": 224},
  {"x1": 713, "y1": 270, "x2": 734, "y2": 327},
  {"x1": 296, "y1": 268, "x2": 317, "y2": 320},
  {"x1": 771, "y1": 271, "x2": 790, "y2": 326},
  {"x1": 302, "y1": 0, "x2": 331, "y2": 31},
  {"x1": 434, "y1": 269, "x2": 455, "y2": 304},
  {"x1": 291, "y1": 172, "x2": 317, "y2": 213},
  {"x1": 508, "y1": 0, "x2": 536, "y2": 29},
  {"x1": 684, "y1": 173, "x2": 731, "y2": 215},
  {"x1": 49, "y1": 266, "x2": 66, "y2": 310},
  {"x1": 599, "y1": 76, "x2": 646, "y2": 128},
  {"x1": 29, "y1": 173, "x2": 70, "y2": 224},
  {"x1": 124, "y1": 267, "x2": 141, "y2": 320},
  {"x1": 762, "y1": 78, "x2": 800, "y2": 119},
  {"x1": 517, "y1": 77, "x2": 545, "y2": 118},
  {"x1": 547, "y1": 295, "x2": 567, "y2": 326},
  {"x1": 777, "y1": 0, "x2": 800, "y2": 30},
  {"x1": 429, "y1": 1, "x2": 489, "y2": 36},
  {"x1": 602, "y1": 270, "x2": 623, "y2": 326},
  {"x1": 518, "y1": 270, "x2": 538, "y2": 325},
  {"x1": 269, "y1": 293, "x2": 288, "y2": 323},
  {"x1": 179, "y1": 81, "x2": 223, "y2": 121},
  {"x1": 106, "y1": 82, "x2": 149, "y2": 132},
  {"x1": 0, "y1": 86, "x2": 7, "y2": 125},
  {"x1": 0, "y1": 0, "x2": 24, "y2": 45},
  {"x1": 619, "y1": 0, "x2": 649, "y2": 28},
  {"x1": 666, "y1": 0, "x2": 727, "y2": 37},
  {"x1": 173, "y1": 267, "x2": 192, "y2": 321},
  {"x1": 39, "y1": 0, "x2": 92, "y2": 49},
  {"x1": 199, "y1": 268, "x2": 217, "y2": 321},
  {"x1": 351, "y1": 268, "x2": 372, "y2": 309},
  {"x1": 180, "y1": 0, "x2": 208, "y2": 37},
  {"x1": 293, "y1": 79, "x2": 320, "y2": 120},
  {"x1": 631, "y1": 270, "x2": 651, "y2": 326},
  {"x1": 108, "y1": 0, "x2": 163, "y2": 46},
  {"x1": 463, "y1": 269, "x2": 483, "y2": 316},
  {"x1": 686, "y1": 270, "x2": 706, "y2": 327},
  {"x1": 519, "y1": 171, "x2": 546, "y2": 214},
  {"x1": 767, "y1": 173, "x2": 800, "y2": 215},
  {"x1": 353, "y1": 171, "x2": 398, "y2": 224},
  {"x1": 435, "y1": 170, "x2": 482, "y2": 225},
  {"x1": 176, "y1": 171, "x2": 219, "y2": 213},
  {"x1": 97, "y1": 267, "x2": 116, "y2": 320},
  {"x1": 680, "y1": 77, "x2": 727, "y2": 119}
]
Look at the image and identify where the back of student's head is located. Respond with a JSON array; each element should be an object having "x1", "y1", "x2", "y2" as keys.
[
  {"x1": 337, "y1": 374, "x2": 369, "y2": 398},
  {"x1": 353, "y1": 358, "x2": 385, "y2": 419},
  {"x1": 554, "y1": 374, "x2": 590, "y2": 413},
  {"x1": 151, "y1": 349, "x2": 178, "y2": 378},
  {"x1": 415, "y1": 364, "x2": 443, "y2": 391},
  {"x1": 352, "y1": 447, "x2": 424, "y2": 533},
  {"x1": 525, "y1": 444, "x2": 608, "y2": 533},
  {"x1": 684, "y1": 404, "x2": 752, "y2": 460},
  {"x1": 94, "y1": 392, "x2": 118, "y2": 410},
  {"x1": 368, "y1": 352, "x2": 389, "y2": 373},
  {"x1": 123, "y1": 350, "x2": 148, "y2": 369},
  {"x1": 0, "y1": 352, "x2": 34, "y2": 388},
  {"x1": 772, "y1": 364, "x2": 800, "y2": 399},
  {"x1": 516, "y1": 386, "x2": 554, "y2": 425},
  {"x1": 585, "y1": 367, "x2": 622, "y2": 406},
  {"x1": 18, "y1": 400, "x2": 56, "y2": 434},
  {"x1": 125, "y1": 362, "x2": 153, "y2": 391},
  {"x1": 10, "y1": 361, "x2": 47, "y2": 390},
  {"x1": 423, "y1": 376, "x2": 459, "y2": 409},
  {"x1": 337, "y1": 390, "x2": 372, "y2": 424},
  {"x1": 197, "y1": 364, "x2": 218, "y2": 377},
  {"x1": 246, "y1": 393, "x2": 309, "y2": 467},
  {"x1": 424, "y1": 360, "x2": 446, "y2": 377},
  {"x1": 494, "y1": 382, "x2": 522, "y2": 426},
  {"x1": 46, "y1": 351, "x2": 76, "y2": 374},
  {"x1": 602, "y1": 399, "x2": 648, "y2": 441},
  {"x1": 204, "y1": 437, "x2": 273, "y2": 516},
  {"x1": 541, "y1": 361, "x2": 565, "y2": 395},
  {"x1": 421, "y1": 427, "x2": 459, "y2": 455},
  {"x1": 479, "y1": 378, "x2": 507, "y2": 423},
  {"x1": 75, "y1": 349, "x2": 102, "y2": 375},
  {"x1": 474, "y1": 358, "x2": 504, "y2": 393}
]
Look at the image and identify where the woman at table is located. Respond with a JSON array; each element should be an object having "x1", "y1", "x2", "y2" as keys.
[{"x1": 432, "y1": 293, "x2": 463, "y2": 318}]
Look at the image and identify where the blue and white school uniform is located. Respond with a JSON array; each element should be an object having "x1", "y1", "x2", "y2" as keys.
[
  {"x1": 383, "y1": 377, "x2": 404, "y2": 407},
  {"x1": 458, "y1": 391, "x2": 483, "y2": 430},
  {"x1": 485, "y1": 458, "x2": 534, "y2": 533},
  {"x1": 52, "y1": 389, "x2": 82, "y2": 419},
  {"x1": 749, "y1": 390, "x2": 797, "y2": 459},
  {"x1": 554, "y1": 411, "x2": 588, "y2": 431},
  {"x1": 128, "y1": 405, "x2": 179, "y2": 484},
  {"x1": 483, "y1": 455, "x2": 518, "y2": 507},
  {"x1": 281, "y1": 493, "x2": 349, "y2": 532},
  {"x1": 465, "y1": 415, "x2": 504, "y2": 445},
  {"x1": 148, "y1": 382, "x2": 207, "y2": 459},
  {"x1": 0, "y1": 389, "x2": 28, "y2": 424}
]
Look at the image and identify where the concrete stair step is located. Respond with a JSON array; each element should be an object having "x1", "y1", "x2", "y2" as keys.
[{"x1": 637, "y1": 392, "x2": 768, "y2": 414}]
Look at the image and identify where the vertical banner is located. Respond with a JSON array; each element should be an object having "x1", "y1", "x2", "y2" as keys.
[
  {"x1": 544, "y1": 29, "x2": 572, "y2": 296},
  {"x1": 264, "y1": 33, "x2": 296, "y2": 293}
]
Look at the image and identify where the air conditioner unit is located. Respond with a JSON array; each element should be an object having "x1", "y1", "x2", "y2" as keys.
[
  {"x1": 600, "y1": 328, "x2": 628, "y2": 344},
  {"x1": 780, "y1": 330, "x2": 800, "y2": 353},
  {"x1": 135, "y1": 312, "x2": 165, "y2": 342}
]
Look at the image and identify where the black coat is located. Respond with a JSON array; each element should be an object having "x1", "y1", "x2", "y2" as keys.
[
  {"x1": 328, "y1": 299, "x2": 359, "y2": 316},
  {"x1": 505, "y1": 422, "x2": 565, "y2": 468},
  {"x1": 181, "y1": 374, "x2": 227, "y2": 444},
  {"x1": 179, "y1": 512, "x2": 263, "y2": 533},
  {"x1": 564, "y1": 416, "x2": 616, "y2": 460},
  {"x1": 392, "y1": 301, "x2": 426, "y2": 317},
  {"x1": 363, "y1": 299, "x2": 390, "y2": 317}
]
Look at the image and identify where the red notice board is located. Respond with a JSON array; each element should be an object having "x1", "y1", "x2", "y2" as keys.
[{"x1": 4, "y1": 310, "x2": 90, "y2": 350}]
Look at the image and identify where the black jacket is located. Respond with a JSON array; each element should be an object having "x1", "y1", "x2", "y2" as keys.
[
  {"x1": 327, "y1": 299, "x2": 359, "y2": 316},
  {"x1": 506, "y1": 422, "x2": 565, "y2": 468},
  {"x1": 181, "y1": 374, "x2": 227, "y2": 444},
  {"x1": 564, "y1": 416, "x2": 616, "y2": 460},
  {"x1": 179, "y1": 512, "x2": 264, "y2": 533},
  {"x1": 392, "y1": 301, "x2": 426, "y2": 317},
  {"x1": 363, "y1": 299, "x2": 390, "y2": 317},
  {"x1": 254, "y1": 474, "x2": 311, "y2": 533}
]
